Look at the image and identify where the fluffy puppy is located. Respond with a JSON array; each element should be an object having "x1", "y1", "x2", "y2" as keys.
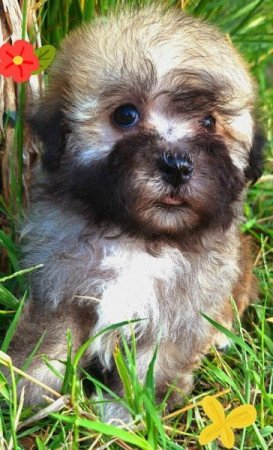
[{"x1": 9, "y1": 6, "x2": 264, "y2": 419}]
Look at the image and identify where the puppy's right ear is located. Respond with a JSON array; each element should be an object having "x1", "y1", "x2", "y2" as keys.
[{"x1": 28, "y1": 99, "x2": 66, "y2": 172}]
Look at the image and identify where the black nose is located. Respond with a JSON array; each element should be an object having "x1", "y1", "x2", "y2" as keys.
[{"x1": 159, "y1": 152, "x2": 194, "y2": 187}]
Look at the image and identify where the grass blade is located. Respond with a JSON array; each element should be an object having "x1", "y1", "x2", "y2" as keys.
[{"x1": 52, "y1": 414, "x2": 152, "y2": 449}]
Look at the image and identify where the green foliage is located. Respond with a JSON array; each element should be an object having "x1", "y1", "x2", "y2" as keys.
[
  {"x1": 33, "y1": 46, "x2": 57, "y2": 74},
  {"x1": 0, "y1": 0, "x2": 272, "y2": 448}
]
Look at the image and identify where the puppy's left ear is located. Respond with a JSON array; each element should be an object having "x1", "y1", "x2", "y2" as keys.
[
  {"x1": 28, "y1": 96, "x2": 67, "y2": 172},
  {"x1": 244, "y1": 127, "x2": 266, "y2": 184}
]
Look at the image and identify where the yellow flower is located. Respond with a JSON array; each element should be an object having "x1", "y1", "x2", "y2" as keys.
[{"x1": 199, "y1": 395, "x2": 257, "y2": 448}]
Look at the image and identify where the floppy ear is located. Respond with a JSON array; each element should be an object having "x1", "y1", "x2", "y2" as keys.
[
  {"x1": 28, "y1": 99, "x2": 66, "y2": 172},
  {"x1": 244, "y1": 127, "x2": 266, "y2": 184}
]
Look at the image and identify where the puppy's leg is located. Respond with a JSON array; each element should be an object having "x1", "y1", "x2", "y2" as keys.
[
  {"x1": 233, "y1": 235, "x2": 258, "y2": 314},
  {"x1": 152, "y1": 342, "x2": 197, "y2": 409},
  {"x1": 7, "y1": 300, "x2": 94, "y2": 405},
  {"x1": 213, "y1": 235, "x2": 258, "y2": 349},
  {"x1": 102, "y1": 341, "x2": 197, "y2": 422}
]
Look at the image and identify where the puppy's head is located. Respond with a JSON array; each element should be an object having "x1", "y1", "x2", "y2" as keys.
[{"x1": 31, "y1": 6, "x2": 264, "y2": 238}]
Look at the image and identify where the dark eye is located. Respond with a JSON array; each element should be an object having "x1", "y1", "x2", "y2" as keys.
[
  {"x1": 112, "y1": 104, "x2": 140, "y2": 128},
  {"x1": 201, "y1": 115, "x2": 216, "y2": 131}
]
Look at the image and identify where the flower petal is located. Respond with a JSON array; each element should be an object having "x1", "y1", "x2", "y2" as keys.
[
  {"x1": 199, "y1": 422, "x2": 222, "y2": 445},
  {"x1": 0, "y1": 43, "x2": 15, "y2": 60},
  {"x1": 226, "y1": 405, "x2": 257, "y2": 429},
  {"x1": 23, "y1": 57, "x2": 40, "y2": 71},
  {"x1": 201, "y1": 395, "x2": 225, "y2": 422},
  {"x1": 220, "y1": 426, "x2": 235, "y2": 449},
  {"x1": 13, "y1": 40, "x2": 33, "y2": 57},
  {"x1": 0, "y1": 61, "x2": 19, "y2": 78},
  {"x1": 11, "y1": 63, "x2": 32, "y2": 82}
]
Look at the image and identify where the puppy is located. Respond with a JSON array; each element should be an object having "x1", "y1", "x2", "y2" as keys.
[{"x1": 9, "y1": 5, "x2": 264, "y2": 419}]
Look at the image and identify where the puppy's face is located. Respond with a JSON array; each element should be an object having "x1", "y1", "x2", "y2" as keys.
[{"x1": 32, "y1": 7, "x2": 264, "y2": 238}]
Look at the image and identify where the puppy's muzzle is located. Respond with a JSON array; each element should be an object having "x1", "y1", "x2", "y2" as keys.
[{"x1": 159, "y1": 152, "x2": 194, "y2": 187}]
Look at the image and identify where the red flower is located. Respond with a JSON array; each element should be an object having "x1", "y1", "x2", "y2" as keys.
[{"x1": 0, "y1": 40, "x2": 39, "y2": 83}]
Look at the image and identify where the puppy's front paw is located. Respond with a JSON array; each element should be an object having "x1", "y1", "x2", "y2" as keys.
[
  {"x1": 213, "y1": 332, "x2": 231, "y2": 351},
  {"x1": 94, "y1": 394, "x2": 133, "y2": 424}
]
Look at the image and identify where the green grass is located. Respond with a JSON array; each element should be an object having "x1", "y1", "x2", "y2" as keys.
[{"x1": 0, "y1": 0, "x2": 273, "y2": 448}]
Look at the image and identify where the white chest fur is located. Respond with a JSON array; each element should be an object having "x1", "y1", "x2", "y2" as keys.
[
  {"x1": 91, "y1": 233, "x2": 240, "y2": 367},
  {"x1": 23, "y1": 202, "x2": 240, "y2": 369}
]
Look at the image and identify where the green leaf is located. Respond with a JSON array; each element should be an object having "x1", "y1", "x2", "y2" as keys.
[
  {"x1": 0, "y1": 264, "x2": 43, "y2": 283},
  {"x1": 1, "y1": 293, "x2": 25, "y2": 352},
  {"x1": 73, "y1": 319, "x2": 144, "y2": 368},
  {"x1": 20, "y1": 333, "x2": 45, "y2": 374},
  {"x1": 261, "y1": 426, "x2": 273, "y2": 437},
  {"x1": 33, "y1": 45, "x2": 56, "y2": 74},
  {"x1": 142, "y1": 394, "x2": 167, "y2": 448},
  {"x1": 52, "y1": 414, "x2": 151, "y2": 450},
  {"x1": 61, "y1": 330, "x2": 73, "y2": 395},
  {"x1": 0, "y1": 230, "x2": 17, "y2": 255},
  {"x1": 0, "y1": 371, "x2": 9, "y2": 401},
  {"x1": 203, "y1": 358, "x2": 239, "y2": 391},
  {"x1": 201, "y1": 314, "x2": 262, "y2": 367},
  {"x1": 70, "y1": 318, "x2": 144, "y2": 403},
  {"x1": 0, "y1": 283, "x2": 19, "y2": 309},
  {"x1": 36, "y1": 437, "x2": 46, "y2": 450},
  {"x1": 145, "y1": 345, "x2": 157, "y2": 401},
  {"x1": 113, "y1": 344, "x2": 133, "y2": 406}
]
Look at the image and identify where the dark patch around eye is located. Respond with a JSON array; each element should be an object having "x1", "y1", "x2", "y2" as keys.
[
  {"x1": 164, "y1": 69, "x2": 240, "y2": 118},
  {"x1": 173, "y1": 89, "x2": 218, "y2": 112}
]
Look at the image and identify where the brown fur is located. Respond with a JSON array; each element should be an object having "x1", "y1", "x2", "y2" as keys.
[
  {"x1": 213, "y1": 236, "x2": 258, "y2": 348},
  {"x1": 8, "y1": 5, "x2": 264, "y2": 420}
]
